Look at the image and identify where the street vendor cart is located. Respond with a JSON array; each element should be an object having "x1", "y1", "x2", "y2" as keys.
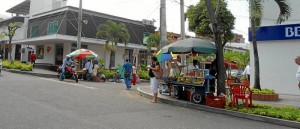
[{"x1": 158, "y1": 38, "x2": 217, "y2": 104}]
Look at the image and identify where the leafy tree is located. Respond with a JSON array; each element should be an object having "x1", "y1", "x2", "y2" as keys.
[
  {"x1": 185, "y1": 0, "x2": 235, "y2": 47},
  {"x1": 96, "y1": 20, "x2": 130, "y2": 69},
  {"x1": 2, "y1": 22, "x2": 20, "y2": 61},
  {"x1": 250, "y1": 0, "x2": 291, "y2": 90},
  {"x1": 146, "y1": 34, "x2": 160, "y2": 53}
]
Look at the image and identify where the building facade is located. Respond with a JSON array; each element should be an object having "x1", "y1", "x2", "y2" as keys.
[
  {"x1": 1, "y1": 0, "x2": 155, "y2": 69},
  {"x1": 249, "y1": 0, "x2": 300, "y2": 95}
]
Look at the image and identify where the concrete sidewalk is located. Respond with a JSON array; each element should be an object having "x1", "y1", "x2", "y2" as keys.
[
  {"x1": 137, "y1": 85, "x2": 300, "y2": 128},
  {"x1": 138, "y1": 84, "x2": 300, "y2": 108}
]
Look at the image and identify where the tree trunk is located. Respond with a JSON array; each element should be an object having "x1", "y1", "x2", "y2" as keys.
[
  {"x1": 205, "y1": 0, "x2": 226, "y2": 95},
  {"x1": 109, "y1": 51, "x2": 114, "y2": 70},
  {"x1": 251, "y1": 17, "x2": 261, "y2": 90},
  {"x1": 9, "y1": 37, "x2": 12, "y2": 61},
  {"x1": 213, "y1": 24, "x2": 226, "y2": 95}
]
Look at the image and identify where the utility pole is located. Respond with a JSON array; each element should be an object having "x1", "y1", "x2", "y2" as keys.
[
  {"x1": 180, "y1": 0, "x2": 186, "y2": 65},
  {"x1": 77, "y1": 0, "x2": 82, "y2": 49},
  {"x1": 160, "y1": 0, "x2": 167, "y2": 77},
  {"x1": 180, "y1": 0, "x2": 185, "y2": 40},
  {"x1": 160, "y1": 0, "x2": 167, "y2": 48}
]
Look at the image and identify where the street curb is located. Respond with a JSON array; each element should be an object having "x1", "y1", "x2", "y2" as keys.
[
  {"x1": 3, "y1": 68, "x2": 58, "y2": 78},
  {"x1": 137, "y1": 87, "x2": 300, "y2": 128}
]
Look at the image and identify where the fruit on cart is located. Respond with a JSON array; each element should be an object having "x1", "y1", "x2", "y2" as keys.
[
  {"x1": 178, "y1": 77, "x2": 185, "y2": 82},
  {"x1": 194, "y1": 78, "x2": 204, "y2": 85},
  {"x1": 195, "y1": 72, "x2": 200, "y2": 77},
  {"x1": 185, "y1": 78, "x2": 192, "y2": 83},
  {"x1": 185, "y1": 72, "x2": 189, "y2": 76}
]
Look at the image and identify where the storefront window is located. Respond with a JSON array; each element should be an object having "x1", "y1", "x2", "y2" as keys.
[
  {"x1": 125, "y1": 49, "x2": 133, "y2": 63},
  {"x1": 36, "y1": 45, "x2": 44, "y2": 59},
  {"x1": 31, "y1": 25, "x2": 39, "y2": 38},
  {"x1": 48, "y1": 21, "x2": 58, "y2": 35},
  {"x1": 138, "y1": 50, "x2": 150, "y2": 65}
]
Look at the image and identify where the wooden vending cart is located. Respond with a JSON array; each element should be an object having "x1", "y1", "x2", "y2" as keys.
[{"x1": 164, "y1": 62, "x2": 215, "y2": 104}]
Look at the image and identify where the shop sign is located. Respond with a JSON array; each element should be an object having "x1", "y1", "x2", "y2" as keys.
[
  {"x1": 249, "y1": 24, "x2": 300, "y2": 41},
  {"x1": 5, "y1": 44, "x2": 12, "y2": 48}
]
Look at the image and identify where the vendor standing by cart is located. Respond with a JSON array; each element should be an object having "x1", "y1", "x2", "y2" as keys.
[{"x1": 147, "y1": 56, "x2": 160, "y2": 103}]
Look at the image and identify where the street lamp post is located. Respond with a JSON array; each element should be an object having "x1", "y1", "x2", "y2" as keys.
[{"x1": 77, "y1": 0, "x2": 82, "y2": 49}]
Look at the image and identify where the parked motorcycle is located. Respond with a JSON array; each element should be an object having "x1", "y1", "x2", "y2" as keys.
[{"x1": 57, "y1": 65, "x2": 78, "y2": 83}]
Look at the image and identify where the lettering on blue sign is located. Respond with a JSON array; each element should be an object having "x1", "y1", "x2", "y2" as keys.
[{"x1": 285, "y1": 27, "x2": 300, "y2": 37}]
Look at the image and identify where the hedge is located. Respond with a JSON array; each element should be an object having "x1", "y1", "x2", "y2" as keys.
[{"x1": 2, "y1": 60, "x2": 33, "y2": 71}]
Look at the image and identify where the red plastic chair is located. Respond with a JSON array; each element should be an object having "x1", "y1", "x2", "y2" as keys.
[{"x1": 231, "y1": 84, "x2": 252, "y2": 110}]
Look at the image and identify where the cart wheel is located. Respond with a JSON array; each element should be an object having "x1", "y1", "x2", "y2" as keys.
[{"x1": 192, "y1": 92, "x2": 204, "y2": 104}]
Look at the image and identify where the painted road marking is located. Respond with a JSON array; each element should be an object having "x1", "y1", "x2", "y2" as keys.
[{"x1": 39, "y1": 78, "x2": 98, "y2": 90}]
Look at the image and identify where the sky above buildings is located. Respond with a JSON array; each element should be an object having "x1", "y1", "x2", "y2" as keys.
[{"x1": 0, "y1": 0, "x2": 250, "y2": 43}]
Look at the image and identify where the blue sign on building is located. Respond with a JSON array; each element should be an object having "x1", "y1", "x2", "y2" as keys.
[{"x1": 249, "y1": 24, "x2": 300, "y2": 41}]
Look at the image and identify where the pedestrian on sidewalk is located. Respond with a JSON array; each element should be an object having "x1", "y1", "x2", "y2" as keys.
[
  {"x1": 122, "y1": 59, "x2": 132, "y2": 90},
  {"x1": 242, "y1": 63, "x2": 250, "y2": 82},
  {"x1": 147, "y1": 56, "x2": 160, "y2": 103},
  {"x1": 294, "y1": 56, "x2": 300, "y2": 90},
  {"x1": 131, "y1": 63, "x2": 137, "y2": 85},
  {"x1": 93, "y1": 58, "x2": 99, "y2": 77},
  {"x1": 30, "y1": 51, "x2": 36, "y2": 68},
  {"x1": 85, "y1": 59, "x2": 93, "y2": 81}
]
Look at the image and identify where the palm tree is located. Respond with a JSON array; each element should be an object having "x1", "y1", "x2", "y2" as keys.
[
  {"x1": 96, "y1": 20, "x2": 130, "y2": 69},
  {"x1": 250, "y1": 0, "x2": 291, "y2": 90},
  {"x1": 146, "y1": 34, "x2": 160, "y2": 53}
]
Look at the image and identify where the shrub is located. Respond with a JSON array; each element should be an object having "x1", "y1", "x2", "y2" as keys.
[
  {"x1": 251, "y1": 88, "x2": 275, "y2": 94},
  {"x1": 230, "y1": 103, "x2": 300, "y2": 122},
  {"x1": 2, "y1": 60, "x2": 32, "y2": 71},
  {"x1": 98, "y1": 69, "x2": 117, "y2": 79},
  {"x1": 20, "y1": 63, "x2": 33, "y2": 71},
  {"x1": 137, "y1": 68, "x2": 150, "y2": 80},
  {"x1": 139, "y1": 64, "x2": 147, "y2": 71}
]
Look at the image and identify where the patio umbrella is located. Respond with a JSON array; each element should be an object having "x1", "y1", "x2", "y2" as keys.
[
  {"x1": 161, "y1": 38, "x2": 216, "y2": 54},
  {"x1": 156, "y1": 50, "x2": 178, "y2": 63},
  {"x1": 67, "y1": 49, "x2": 98, "y2": 59}
]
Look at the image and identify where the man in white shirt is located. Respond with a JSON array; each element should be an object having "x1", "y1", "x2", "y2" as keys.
[
  {"x1": 294, "y1": 56, "x2": 300, "y2": 89},
  {"x1": 242, "y1": 63, "x2": 250, "y2": 82},
  {"x1": 85, "y1": 59, "x2": 93, "y2": 81}
]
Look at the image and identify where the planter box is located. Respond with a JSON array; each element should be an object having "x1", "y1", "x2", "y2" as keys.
[
  {"x1": 252, "y1": 93, "x2": 279, "y2": 101},
  {"x1": 206, "y1": 94, "x2": 226, "y2": 109}
]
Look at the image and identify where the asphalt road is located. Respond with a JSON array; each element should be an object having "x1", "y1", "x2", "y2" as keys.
[{"x1": 0, "y1": 71, "x2": 295, "y2": 129}]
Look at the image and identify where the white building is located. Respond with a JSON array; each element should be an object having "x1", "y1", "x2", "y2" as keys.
[
  {"x1": 249, "y1": 0, "x2": 300, "y2": 95},
  {"x1": 1, "y1": 0, "x2": 155, "y2": 69}
]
